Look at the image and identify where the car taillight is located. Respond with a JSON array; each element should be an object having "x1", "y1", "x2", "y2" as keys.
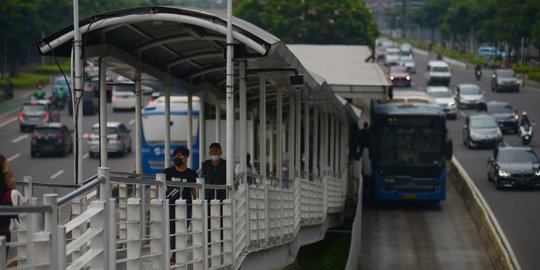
[
  {"x1": 19, "y1": 113, "x2": 25, "y2": 121},
  {"x1": 31, "y1": 135, "x2": 38, "y2": 142},
  {"x1": 148, "y1": 99, "x2": 153, "y2": 105},
  {"x1": 116, "y1": 134, "x2": 122, "y2": 140},
  {"x1": 88, "y1": 133, "x2": 94, "y2": 140},
  {"x1": 44, "y1": 113, "x2": 50, "y2": 121},
  {"x1": 112, "y1": 95, "x2": 117, "y2": 101},
  {"x1": 57, "y1": 134, "x2": 65, "y2": 141}
]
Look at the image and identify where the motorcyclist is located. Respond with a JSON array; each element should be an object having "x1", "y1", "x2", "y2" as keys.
[
  {"x1": 33, "y1": 84, "x2": 46, "y2": 100},
  {"x1": 474, "y1": 64, "x2": 482, "y2": 79},
  {"x1": 57, "y1": 87, "x2": 67, "y2": 108},
  {"x1": 520, "y1": 111, "x2": 531, "y2": 127},
  {"x1": 475, "y1": 64, "x2": 482, "y2": 72}
]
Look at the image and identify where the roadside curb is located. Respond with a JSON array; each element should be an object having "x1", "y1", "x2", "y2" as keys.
[{"x1": 449, "y1": 157, "x2": 520, "y2": 270}]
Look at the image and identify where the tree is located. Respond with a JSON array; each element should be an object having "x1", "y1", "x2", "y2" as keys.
[{"x1": 234, "y1": 0, "x2": 379, "y2": 47}]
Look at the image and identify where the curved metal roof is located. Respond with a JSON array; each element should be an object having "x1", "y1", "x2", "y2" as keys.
[{"x1": 36, "y1": 6, "x2": 346, "y2": 120}]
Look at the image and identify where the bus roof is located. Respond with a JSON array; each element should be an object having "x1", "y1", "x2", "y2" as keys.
[{"x1": 372, "y1": 90, "x2": 445, "y2": 116}]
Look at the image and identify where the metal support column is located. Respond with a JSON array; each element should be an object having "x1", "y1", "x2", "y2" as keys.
[
  {"x1": 313, "y1": 107, "x2": 319, "y2": 179},
  {"x1": 199, "y1": 94, "x2": 206, "y2": 167},
  {"x1": 240, "y1": 61, "x2": 247, "y2": 174},
  {"x1": 188, "y1": 95, "x2": 193, "y2": 168},
  {"x1": 304, "y1": 94, "x2": 310, "y2": 179},
  {"x1": 215, "y1": 100, "x2": 220, "y2": 143},
  {"x1": 99, "y1": 58, "x2": 108, "y2": 167},
  {"x1": 276, "y1": 88, "x2": 283, "y2": 182},
  {"x1": 288, "y1": 92, "x2": 295, "y2": 181},
  {"x1": 295, "y1": 91, "x2": 301, "y2": 179},
  {"x1": 134, "y1": 71, "x2": 142, "y2": 174},
  {"x1": 165, "y1": 86, "x2": 171, "y2": 168}
]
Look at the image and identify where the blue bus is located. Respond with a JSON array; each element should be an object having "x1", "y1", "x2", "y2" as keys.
[
  {"x1": 141, "y1": 96, "x2": 201, "y2": 174},
  {"x1": 369, "y1": 91, "x2": 453, "y2": 201}
]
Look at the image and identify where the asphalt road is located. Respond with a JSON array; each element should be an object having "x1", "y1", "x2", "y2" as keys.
[
  {"x1": 0, "y1": 94, "x2": 149, "y2": 198},
  {"x1": 361, "y1": 50, "x2": 540, "y2": 270}
]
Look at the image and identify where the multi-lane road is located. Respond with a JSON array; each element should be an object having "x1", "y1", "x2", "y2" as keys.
[
  {"x1": 362, "y1": 50, "x2": 540, "y2": 269},
  {"x1": 0, "y1": 95, "x2": 149, "y2": 196}
]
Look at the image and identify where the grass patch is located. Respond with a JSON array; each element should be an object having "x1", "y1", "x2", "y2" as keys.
[
  {"x1": 35, "y1": 61, "x2": 71, "y2": 75},
  {"x1": 528, "y1": 71, "x2": 540, "y2": 80},
  {"x1": 0, "y1": 73, "x2": 50, "y2": 89},
  {"x1": 288, "y1": 232, "x2": 351, "y2": 270}
]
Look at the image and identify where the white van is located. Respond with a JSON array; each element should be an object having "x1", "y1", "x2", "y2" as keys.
[{"x1": 425, "y1": 61, "x2": 451, "y2": 86}]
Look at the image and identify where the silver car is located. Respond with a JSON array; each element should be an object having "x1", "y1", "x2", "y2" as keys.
[
  {"x1": 87, "y1": 122, "x2": 132, "y2": 158},
  {"x1": 456, "y1": 84, "x2": 484, "y2": 109}
]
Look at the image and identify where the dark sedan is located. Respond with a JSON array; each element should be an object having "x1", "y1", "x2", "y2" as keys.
[
  {"x1": 463, "y1": 114, "x2": 503, "y2": 149},
  {"x1": 491, "y1": 69, "x2": 520, "y2": 92},
  {"x1": 487, "y1": 146, "x2": 540, "y2": 189},
  {"x1": 31, "y1": 123, "x2": 73, "y2": 157},
  {"x1": 477, "y1": 101, "x2": 519, "y2": 134}
]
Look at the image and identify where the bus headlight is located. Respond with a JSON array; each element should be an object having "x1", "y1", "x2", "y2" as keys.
[
  {"x1": 535, "y1": 171, "x2": 540, "y2": 176},
  {"x1": 498, "y1": 170, "x2": 511, "y2": 177}
]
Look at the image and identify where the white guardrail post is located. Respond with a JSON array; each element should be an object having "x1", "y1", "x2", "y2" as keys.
[
  {"x1": 43, "y1": 194, "x2": 58, "y2": 270},
  {"x1": 98, "y1": 167, "x2": 116, "y2": 270},
  {"x1": 126, "y1": 197, "x2": 141, "y2": 269}
]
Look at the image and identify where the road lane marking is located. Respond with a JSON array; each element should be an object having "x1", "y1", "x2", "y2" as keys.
[
  {"x1": 0, "y1": 117, "x2": 17, "y2": 128},
  {"x1": 50, "y1": 170, "x2": 64, "y2": 180},
  {"x1": 11, "y1": 134, "x2": 29, "y2": 143},
  {"x1": 129, "y1": 119, "x2": 135, "y2": 125},
  {"x1": 460, "y1": 111, "x2": 467, "y2": 117},
  {"x1": 7, "y1": 153, "x2": 20, "y2": 162},
  {"x1": 83, "y1": 153, "x2": 89, "y2": 159}
]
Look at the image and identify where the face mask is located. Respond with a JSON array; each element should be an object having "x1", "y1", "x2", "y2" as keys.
[
  {"x1": 210, "y1": 155, "x2": 220, "y2": 161},
  {"x1": 173, "y1": 158, "x2": 184, "y2": 167}
]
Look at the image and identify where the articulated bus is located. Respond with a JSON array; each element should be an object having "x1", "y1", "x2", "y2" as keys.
[
  {"x1": 142, "y1": 96, "x2": 200, "y2": 174},
  {"x1": 369, "y1": 91, "x2": 453, "y2": 201}
]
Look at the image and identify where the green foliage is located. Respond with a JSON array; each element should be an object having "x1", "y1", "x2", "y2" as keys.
[
  {"x1": 35, "y1": 62, "x2": 71, "y2": 75},
  {"x1": 528, "y1": 71, "x2": 540, "y2": 80},
  {"x1": 0, "y1": 73, "x2": 49, "y2": 88},
  {"x1": 235, "y1": 0, "x2": 379, "y2": 47}
]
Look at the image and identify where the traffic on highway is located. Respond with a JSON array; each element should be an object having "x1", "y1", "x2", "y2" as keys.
[{"x1": 371, "y1": 39, "x2": 540, "y2": 269}]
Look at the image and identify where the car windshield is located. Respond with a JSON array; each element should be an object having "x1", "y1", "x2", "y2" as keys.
[
  {"x1": 391, "y1": 66, "x2": 408, "y2": 73},
  {"x1": 91, "y1": 127, "x2": 118, "y2": 135},
  {"x1": 498, "y1": 150, "x2": 539, "y2": 163},
  {"x1": 497, "y1": 70, "x2": 516, "y2": 78},
  {"x1": 487, "y1": 103, "x2": 513, "y2": 113},
  {"x1": 35, "y1": 128, "x2": 61, "y2": 135},
  {"x1": 387, "y1": 50, "x2": 400, "y2": 56},
  {"x1": 470, "y1": 117, "x2": 498, "y2": 128},
  {"x1": 432, "y1": 67, "x2": 449, "y2": 72},
  {"x1": 430, "y1": 91, "x2": 452, "y2": 98},
  {"x1": 23, "y1": 104, "x2": 46, "y2": 112},
  {"x1": 401, "y1": 58, "x2": 413, "y2": 63},
  {"x1": 113, "y1": 85, "x2": 134, "y2": 92},
  {"x1": 461, "y1": 86, "x2": 481, "y2": 95}
]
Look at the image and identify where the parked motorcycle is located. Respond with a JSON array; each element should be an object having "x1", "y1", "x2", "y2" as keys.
[
  {"x1": 519, "y1": 124, "x2": 533, "y2": 145},
  {"x1": 475, "y1": 70, "x2": 482, "y2": 80}
]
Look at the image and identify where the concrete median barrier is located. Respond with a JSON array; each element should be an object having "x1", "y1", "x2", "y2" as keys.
[{"x1": 449, "y1": 157, "x2": 520, "y2": 270}]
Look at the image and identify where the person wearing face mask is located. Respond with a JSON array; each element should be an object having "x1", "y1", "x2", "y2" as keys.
[
  {"x1": 163, "y1": 146, "x2": 197, "y2": 264},
  {"x1": 199, "y1": 142, "x2": 227, "y2": 201}
]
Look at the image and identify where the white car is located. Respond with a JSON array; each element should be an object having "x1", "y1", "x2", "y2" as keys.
[
  {"x1": 87, "y1": 122, "x2": 132, "y2": 158},
  {"x1": 425, "y1": 61, "x2": 451, "y2": 86},
  {"x1": 456, "y1": 84, "x2": 485, "y2": 109},
  {"x1": 384, "y1": 48, "x2": 401, "y2": 66},
  {"x1": 112, "y1": 83, "x2": 153, "y2": 111},
  {"x1": 399, "y1": 55, "x2": 416, "y2": 73},
  {"x1": 426, "y1": 86, "x2": 457, "y2": 119}
]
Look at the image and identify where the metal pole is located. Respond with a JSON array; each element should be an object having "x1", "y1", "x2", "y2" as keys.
[
  {"x1": 304, "y1": 93, "x2": 310, "y2": 179},
  {"x1": 288, "y1": 93, "x2": 294, "y2": 181},
  {"x1": 99, "y1": 58, "x2": 108, "y2": 167},
  {"x1": 165, "y1": 86, "x2": 171, "y2": 168},
  {"x1": 199, "y1": 94, "x2": 206, "y2": 170},
  {"x1": 295, "y1": 92, "x2": 301, "y2": 179},
  {"x1": 188, "y1": 94, "x2": 194, "y2": 168},
  {"x1": 215, "y1": 100, "x2": 220, "y2": 143},
  {"x1": 259, "y1": 75, "x2": 268, "y2": 242},
  {"x1": 276, "y1": 88, "x2": 283, "y2": 183},
  {"x1": 134, "y1": 70, "x2": 142, "y2": 174},
  {"x1": 73, "y1": 0, "x2": 83, "y2": 185},
  {"x1": 225, "y1": 0, "x2": 236, "y2": 266},
  {"x1": 269, "y1": 119, "x2": 274, "y2": 176},
  {"x1": 240, "y1": 61, "x2": 247, "y2": 175}
]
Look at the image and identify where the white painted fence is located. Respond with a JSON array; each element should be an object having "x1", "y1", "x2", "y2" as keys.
[{"x1": 0, "y1": 167, "x2": 346, "y2": 270}]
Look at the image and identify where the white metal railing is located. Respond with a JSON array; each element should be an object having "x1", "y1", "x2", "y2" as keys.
[{"x1": 0, "y1": 166, "x2": 347, "y2": 270}]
